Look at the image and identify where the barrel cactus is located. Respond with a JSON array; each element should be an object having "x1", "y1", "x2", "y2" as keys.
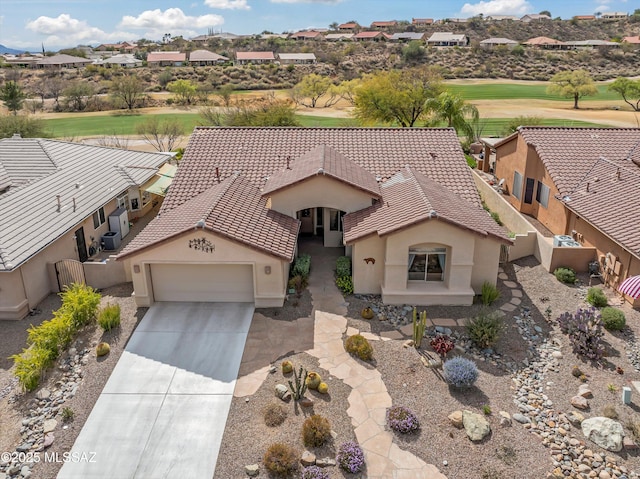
[
  {"x1": 317, "y1": 382, "x2": 329, "y2": 394},
  {"x1": 281, "y1": 360, "x2": 293, "y2": 374},
  {"x1": 96, "y1": 342, "x2": 110, "y2": 357},
  {"x1": 305, "y1": 372, "x2": 322, "y2": 390}
]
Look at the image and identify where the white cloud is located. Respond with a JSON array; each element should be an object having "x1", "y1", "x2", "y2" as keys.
[
  {"x1": 460, "y1": 0, "x2": 532, "y2": 16},
  {"x1": 25, "y1": 14, "x2": 134, "y2": 46},
  {"x1": 119, "y1": 8, "x2": 224, "y2": 32},
  {"x1": 205, "y1": 0, "x2": 250, "y2": 9}
]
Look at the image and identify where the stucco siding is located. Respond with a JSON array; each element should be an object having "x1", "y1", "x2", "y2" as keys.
[
  {"x1": 0, "y1": 270, "x2": 29, "y2": 319},
  {"x1": 470, "y1": 238, "x2": 502, "y2": 293},
  {"x1": 352, "y1": 235, "x2": 385, "y2": 294}
]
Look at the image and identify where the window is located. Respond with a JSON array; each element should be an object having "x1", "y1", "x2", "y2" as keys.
[
  {"x1": 408, "y1": 247, "x2": 446, "y2": 282},
  {"x1": 141, "y1": 190, "x2": 151, "y2": 207},
  {"x1": 92, "y1": 207, "x2": 105, "y2": 229},
  {"x1": 329, "y1": 209, "x2": 345, "y2": 232},
  {"x1": 524, "y1": 177, "x2": 535, "y2": 204},
  {"x1": 536, "y1": 181, "x2": 550, "y2": 208},
  {"x1": 117, "y1": 194, "x2": 129, "y2": 211},
  {"x1": 512, "y1": 171, "x2": 523, "y2": 200}
]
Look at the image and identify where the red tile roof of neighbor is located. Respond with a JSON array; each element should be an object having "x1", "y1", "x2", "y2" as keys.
[
  {"x1": 338, "y1": 23, "x2": 358, "y2": 29},
  {"x1": 354, "y1": 31, "x2": 387, "y2": 39},
  {"x1": 118, "y1": 173, "x2": 300, "y2": 260},
  {"x1": 163, "y1": 127, "x2": 482, "y2": 212},
  {"x1": 262, "y1": 145, "x2": 381, "y2": 197},
  {"x1": 561, "y1": 158, "x2": 640, "y2": 258},
  {"x1": 623, "y1": 36, "x2": 640, "y2": 44},
  {"x1": 500, "y1": 127, "x2": 640, "y2": 195},
  {"x1": 524, "y1": 36, "x2": 565, "y2": 45},
  {"x1": 344, "y1": 167, "x2": 511, "y2": 244},
  {"x1": 146, "y1": 51, "x2": 186, "y2": 62}
]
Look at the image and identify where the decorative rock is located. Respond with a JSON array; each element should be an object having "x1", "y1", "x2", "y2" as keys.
[
  {"x1": 299, "y1": 397, "x2": 314, "y2": 408},
  {"x1": 513, "y1": 413, "x2": 531, "y2": 424},
  {"x1": 35, "y1": 389, "x2": 51, "y2": 400},
  {"x1": 448, "y1": 410, "x2": 463, "y2": 429},
  {"x1": 499, "y1": 411, "x2": 512, "y2": 427},
  {"x1": 274, "y1": 384, "x2": 290, "y2": 401},
  {"x1": 43, "y1": 433, "x2": 55, "y2": 448},
  {"x1": 623, "y1": 436, "x2": 638, "y2": 450},
  {"x1": 245, "y1": 464, "x2": 259, "y2": 477},
  {"x1": 598, "y1": 472, "x2": 611, "y2": 479},
  {"x1": 571, "y1": 395, "x2": 589, "y2": 409},
  {"x1": 16, "y1": 443, "x2": 32, "y2": 452},
  {"x1": 301, "y1": 451, "x2": 316, "y2": 466},
  {"x1": 567, "y1": 411, "x2": 585, "y2": 426},
  {"x1": 462, "y1": 410, "x2": 491, "y2": 441},
  {"x1": 581, "y1": 417, "x2": 625, "y2": 452},
  {"x1": 316, "y1": 457, "x2": 336, "y2": 467},
  {"x1": 43, "y1": 418, "x2": 57, "y2": 433},
  {"x1": 421, "y1": 356, "x2": 442, "y2": 369},
  {"x1": 403, "y1": 339, "x2": 414, "y2": 348},
  {"x1": 551, "y1": 351, "x2": 563, "y2": 359},
  {"x1": 578, "y1": 384, "x2": 593, "y2": 398}
]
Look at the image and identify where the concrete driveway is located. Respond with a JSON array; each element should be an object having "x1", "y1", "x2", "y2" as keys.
[{"x1": 58, "y1": 302, "x2": 254, "y2": 479}]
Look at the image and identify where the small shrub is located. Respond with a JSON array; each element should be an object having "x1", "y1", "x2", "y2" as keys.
[
  {"x1": 345, "y1": 334, "x2": 373, "y2": 361},
  {"x1": 602, "y1": 404, "x2": 618, "y2": 419},
  {"x1": 607, "y1": 383, "x2": 618, "y2": 393},
  {"x1": 466, "y1": 310, "x2": 504, "y2": 349},
  {"x1": 601, "y1": 307, "x2": 626, "y2": 331},
  {"x1": 336, "y1": 441, "x2": 365, "y2": 473},
  {"x1": 302, "y1": 466, "x2": 330, "y2": 479},
  {"x1": 11, "y1": 346, "x2": 53, "y2": 392},
  {"x1": 302, "y1": 415, "x2": 331, "y2": 447},
  {"x1": 443, "y1": 356, "x2": 479, "y2": 388},
  {"x1": 287, "y1": 275, "x2": 307, "y2": 293},
  {"x1": 335, "y1": 275, "x2": 353, "y2": 295},
  {"x1": 292, "y1": 254, "x2": 311, "y2": 279},
  {"x1": 336, "y1": 256, "x2": 351, "y2": 277},
  {"x1": 482, "y1": 405, "x2": 492, "y2": 415},
  {"x1": 554, "y1": 267, "x2": 577, "y2": 284},
  {"x1": 430, "y1": 335, "x2": 455, "y2": 358},
  {"x1": 62, "y1": 407, "x2": 74, "y2": 422},
  {"x1": 557, "y1": 308, "x2": 605, "y2": 360},
  {"x1": 490, "y1": 211, "x2": 503, "y2": 226},
  {"x1": 586, "y1": 287, "x2": 608, "y2": 307},
  {"x1": 626, "y1": 419, "x2": 640, "y2": 442},
  {"x1": 263, "y1": 443, "x2": 298, "y2": 477},
  {"x1": 386, "y1": 405, "x2": 420, "y2": 433},
  {"x1": 263, "y1": 403, "x2": 287, "y2": 427},
  {"x1": 98, "y1": 303, "x2": 121, "y2": 331},
  {"x1": 61, "y1": 283, "x2": 101, "y2": 329},
  {"x1": 481, "y1": 281, "x2": 500, "y2": 306},
  {"x1": 96, "y1": 342, "x2": 110, "y2": 357}
]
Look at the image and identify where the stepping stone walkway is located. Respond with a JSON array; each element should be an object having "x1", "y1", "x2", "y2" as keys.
[{"x1": 309, "y1": 311, "x2": 447, "y2": 479}]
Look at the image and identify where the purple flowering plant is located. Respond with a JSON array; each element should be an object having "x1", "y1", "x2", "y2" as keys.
[
  {"x1": 302, "y1": 465, "x2": 330, "y2": 479},
  {"x1": 337, "y1": 440, "x2": 365, "y2": 473},
  {"x1": 386, "y1": 405, "x2": 420, "y2": 433}
]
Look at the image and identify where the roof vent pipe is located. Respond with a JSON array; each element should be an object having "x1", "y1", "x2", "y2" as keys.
[
  {"x1": 56, "y1": 195, "x2": 61, "y2": 212},
  {"x1": 586, "y1": 182, "x2": 590, "y2": 192},
  {"x1": 72, "y1": 197, "x2": 76, "y2": 212},
  {"x1": 215, "y1": 167, "x2": 220, "y2": 183},
  {"x1": 616, "y1": 168, "x2": 621, "y2": 180},
  {"x1": 286, "y1": 156, "x2": 291, "y2": 170}
]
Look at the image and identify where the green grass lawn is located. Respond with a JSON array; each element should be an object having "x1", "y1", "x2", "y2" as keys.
[
  {"x1": 446, "y1": 83, "x2": 619, "y2": 102},
  {"x1": 475, "y1": 118, "x2": 609, "y2": 136}
]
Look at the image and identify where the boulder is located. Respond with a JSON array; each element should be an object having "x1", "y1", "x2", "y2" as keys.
[
  {"x1": 274, "y1": 384, "x2": 290, "y2": 401},
  {"x1": 244, "y1": 464, "x2": 259, "y2": 477},
  {"x1": 43, "y1": 433, "x2": 54, "y2": 448},
  {"x1": 581, "y1": 417, "x2": 624, "y2": 452},
  {"x1": 578, "y1": 384, "x2": 593, "y2": 398},
  {"x1": 570, "y1": 395, "x2": 589, "y2": 410},
  {"x1": 316, "y1": 457, "x2": 336, "y2": 467},
  {"x1": 567, "y1": 411, "x2": 585, "y2": 426},
  {"x1": 462, "y1": 410, "x2": 491, "y2": 441},
  {"x1": 35, "y1": 389, "x2": 51, "y2": 400},
  {"x1": 448, "y1": 410, "x2": 463, "y2": 429},
  {"x1": 512, "y1": 413, "x2": 531, "y2": 424},
  {"x1": 499, "y1": 411, "x2": 512, "y2": 427},
  {"x1": 43, "y1": 419, "x2": 57, "y2": 434},
  {"x1": 301, "y1": 451, "x2": 316, "y2": 466},
  {"x1": 299, "y1": 397, "x2": 314, "y2": 408}
]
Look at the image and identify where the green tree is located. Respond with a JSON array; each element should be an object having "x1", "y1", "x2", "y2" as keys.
[
  {"x1": 158, "y1": 69, "x2": 173, "y2": 89},
  {"x1": 546, "y1": 70, "x2": 598, "y2": 109},
  {"x1": 167, "y1": 79, "x2": 197, "y2": 105},
  {"x1": 427, "y1": 92, "x2": 479, "y2": 142},
  {"x1": 354, "y1": 67, "x2": 443, "y2": 127},
  {"x1": 0, "y1": 81, "x2": 27, "y2": 115},
  {"x1": 58, "y1": 48, "x2": 87, "y2": 58},
  {"x1": 135, "y1": 117, "x2": 184, "y2": 151},
  {"x1": 499, "y1": 116, "x2": 543, "y2": 136},
  {"x1": 63, "y1": 82, "x2": 94, "y2": 111},
  {"x1": 336, "y1": 79, "x2": 361, "y2": 105},
  {"x1": 200, "y1": 97, "x2": 299, "y2": 127},
  {"x1": 0, "y1": 115, "x2": 46, "y2": 138},
  {"x1": 215, "y1": 84, "x2": 235, "y2": 107},
  {"x1": 402, "y1": 40, "x2": 426, "y2": 63},
  {"x1": 539, "y1": 10, "x2": 551, "y2": 17},
  {"x1": 292, "y1": 74, "x2": 333, "y2": 108},
  {"x1": 110, "y1": 75, "x2": 145, "y2": 110},
  {"x1": 608, "y1": 78, "x2": 640, "y2": 111}
]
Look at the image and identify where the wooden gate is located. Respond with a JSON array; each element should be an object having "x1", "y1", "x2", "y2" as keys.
[
  {"x1": 54, "y1": 259, "x2": 86, "y2": 291},
  {"x1": 499, "y1": 244, "x2": 510, "y2": 264}
]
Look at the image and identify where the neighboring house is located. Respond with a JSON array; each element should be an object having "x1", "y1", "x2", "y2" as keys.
[
  {"x1": 338, "y1": 22, "x2": 359, "y2": 31},
  {"x1": 371, "y1": 21, "x2": 397, "y2": 29},
  {"x1": 146, "y1": 51, "x2": 186, "y2": 67},
  {"x1": 426, "y1": 32, "x2": 469, "y2": 47},
  {"x1": 325, "y1": 33, "x2": 354, "y2": 41},
  {"x1": 277, "y1": 53, "x2": 316, "y2": 64},
  {"x1": 565, "y1": 40, "x2": 619, "y2": 49},
  {"x1": 623, "y1": 36, "x2": 640, "y2": 44},
  {"x1": 353, "y1": 31, "x2": 390, "y2": 41},
  {"x1": 523, "y1": 36, "x2": 568, "y2": 49},
  {"x1": 485, "y1": 15, "x2": 520, "y2": 21},
  {"x1": 0, "y1": 136, "x2": 173, "y2": 320},
  {"x1": 118, "y1": 128, "x2": 511, "y2": 309},
  {"x1": 36, "y1": 54, "x2": 92, "y2": 69},
  {"x1": 100, "y1": 54, "x2": 143, "y2": 68},
  {"x1": 493, "y1": 127, "x2": 640, "y2": 306},
  {"x1": 573, "y1": 15, "x2": 596, "y2": 21},
  {"x1": 412, "y1": 18, "x2": 434, "y2": 25},
  {"x1": 601, "y1": 12, "x2": 628, "y2": 19},
  {"x1": 390, "y1": 32, "x2": 427, "y2": 42},
  {"x1": 2, "y1": 54, "x2": 42, "y2": 68},
  {"x1": 260, "y1": 34, "x2": 289, "y2": 40},
  {"x1": 289, "y1": 31, "x2": 323, "y2": 41},
  {"x1": 188, "y1": 50, "x2": 229, "y2": 65},
  {"x1": 480, "y1": 37, "x2": 519, "y2": 49},
  {"x1": 95, "y1": 42, "x2": 136, "y2": 52},
  {"x1": 235, "y1": 51, "x2": 275, "y2": 64},
  {"x1": 520, "y1": 13, "x2": 551, "y2": 22},
  {"x1": 445, "y1": 18, "x2": 469, "y2": 24}
]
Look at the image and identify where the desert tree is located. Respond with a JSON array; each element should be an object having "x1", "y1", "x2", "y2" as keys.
[
  {"x1": 0, "y1": 81, "x2": 27, "y2": 115},
  {"x1": 608, "y1": 77, "x2": 640, "y2": 111},
  {"x1": 292, "y1": 74, "x2": 333, "y2": 108},
  {"x1": 110, "y1": 74, "x2": 146, "y2": 110},
  {"x1": 547, "y1": 69, "x2": 598, "y2": 109},
  {"x1": 428, "y1": 92, "x2": 479, "y2": 142},
  {"x1": 135, "y1": 117, "x2": 184, "y2": 151}
]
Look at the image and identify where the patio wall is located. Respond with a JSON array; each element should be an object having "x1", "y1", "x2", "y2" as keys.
[{"x1": 84, "y1": 256, "x2": 127, "y2": 290}]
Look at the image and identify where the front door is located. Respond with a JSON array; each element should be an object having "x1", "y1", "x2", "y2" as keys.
[{"x1": 75, "y1": 227, "x2": 88, "y2": 262}]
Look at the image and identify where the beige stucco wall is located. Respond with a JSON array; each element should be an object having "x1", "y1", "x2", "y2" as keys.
[
  {"x1": 124, "y1": 230, "x2": 288, "y2": 308},
  {"x1": 351, "y1": 234, "x2": 386, "y2": 294},
  {"x1": 471, "y1": 237, "x2": 502, "y2": 292},
  {"x1": 0, "y1": 270, "x2": 29, "y2": 320}
]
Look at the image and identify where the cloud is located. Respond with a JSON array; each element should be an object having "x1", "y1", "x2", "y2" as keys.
[
  {"x1": 119, "y1": 8, "x2": 224, "y2": 31},
  {"x1": 205, "y1": 0, "x2": 250, "y2": 9},
  {"x1": 270, "y1": 0, "x2": 341, "y2": 4},
  {"x1": 25, "y1": 13, "x2": 134, "y2": 45},
  {"x1": 460, "y1": 0, "x2": 532, "y2": 16}
]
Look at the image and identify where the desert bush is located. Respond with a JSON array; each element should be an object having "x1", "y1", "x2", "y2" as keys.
[
  {"x1": 557, "y1": 308, "x2": 605, "y2": 360},
  {"x1": 430, "y1": 335, "x2": 455, "y2": 358},
  {"x1": 287, "y1": 275, "x2": 307, "y2": 293},
  {"x1": 601, "y1": 307, "x2": 626, "y2": 331},
  {"x1": 602, "y1": 404, "x2": 618, "y2": 419},
  {"x1": 292, "y1": 254, "x2": 311, "y2": 279},
  {"x1": 12, "y1": 346, "x2": 53, "y2": 392},
  {"x1": 386, "y1": 405, "x2": 420, "y2": 433},
  {"x1": 443, "y1": 356, "x2": 479, "y2": 388},
  {"x1": 98, "y1": 303, "x2": 121, "y2": 331},
  {"x1": 481, "y1": 281, "x2": 500, "y2": 306},
  {"x1": 61, "y1": 283, "x2": 101, "y2": 329},
  {"x1": 263, "y1": 443, "x2": 298, "y2": 477},
  {"x1": 345, "y1": 334, "x2": 373, "y2": 361},
  {"x1": 302, "y1": 415, "x2": 331, "y2": 447},
  {"x1": 466, "y1": 310, "x2": 504, "y2": 349},
  {"x1": 61, "y1": 407, "x2": 74, "y2": 422},
  {"x1": 302, "y1": 466, "x2": 330, "y2": 479},
  {"x1": 554, "y1": 267, "x2": 577, "y2": 284},
  {"x1": 263, "y1": 403, "x2": 287, "y2": 427},
  {"x1": 336, "y1": 256, "x2": 351, "y2": 277},
  {"x1": 335, "y1": 275, "x2": 353, "y2": 294},
  {"x1": 336, "y1": 441, "x2": 365, "y2": 473},
  {"x1": 586, "y1": 287, "x2": 608, "y2": 307}
]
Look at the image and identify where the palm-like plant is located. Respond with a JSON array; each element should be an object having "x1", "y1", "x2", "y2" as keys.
[{"x1": 428, "y1": 92, "x2": 479, "y2": 142}]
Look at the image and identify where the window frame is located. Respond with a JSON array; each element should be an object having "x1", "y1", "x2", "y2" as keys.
[
  {"x1": 92, "y1": 207, "x2": 106, "y2": 229},
  {"x1": 512, "y1": 171, "x2": 523, "y2": 200},
  {"x1": 329, "y1": 209, "x2": 345, "y2": 232},
  {"x1": 408, "y1": 246, "x2": 447, "y2": 282},
  {"x1": 536, "y1": 181, "x2": 550, "y2": 208}
]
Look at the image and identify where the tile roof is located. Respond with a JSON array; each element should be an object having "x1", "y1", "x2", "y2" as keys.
[
  {"x1": 503, "y1": 127, "x2": 640, "y2": 195},
  {"x1": 146, "y1": 51, "x2": 186, "y2": 62},
  {"x1": 480, "y1": 37, "x2": 518, "y2": 45},
  {"x1": 0, "y1": 137, "x2": 57, "y2": 189},
  {"x1": 524, "y1": 36, "x2": 565, "y2": 45},
  {"x1": 390, "y1": 32, "x2": 426, "y2": 41},
  {"x1": 262, "y1": 145, "x2": 381, "y2": 197},
  {"x1": 36, "y1": 54, "x2": 92, "y2": 65},
  {"x1": 163, "y1": 127, "x2": 481, "y2": 212},
  {"x1": 188, "y1": 50, "x2": 228, "y2": 62},
  {"x1": 354, "y1": 31, "x2": 387, "y2": 39},
  {"x1": 118, "y1": 173, "x2": 300, "y2": 261},
  {"x1": 0, "y1": 138, "x2": 170, "y2": 271},
  {"x1": 561, "y1": 158, "x2": 640, "y2": 259},
  {"x1": 344, "y1": 167, "x2": 511, "y2": 244},
  {"x1": 277, "y1": 53, "x2": 316, "y2": 61},
  {"x1": 427, "y1": 32, "x2": 468, "y2": 42}
]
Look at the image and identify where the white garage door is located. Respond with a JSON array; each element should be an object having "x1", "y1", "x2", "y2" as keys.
[{"x1": 151, "y1": 264, "x2": 254, "y2": 302}]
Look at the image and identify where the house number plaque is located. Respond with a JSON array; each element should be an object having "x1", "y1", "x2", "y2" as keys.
[{"x1": 188, "y1": 237, "x2": 215, "y2": 253}]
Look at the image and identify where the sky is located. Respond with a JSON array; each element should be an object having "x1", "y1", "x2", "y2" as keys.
[{"x1": 0, "y1": 0, "x2": 633, "y2": 51}]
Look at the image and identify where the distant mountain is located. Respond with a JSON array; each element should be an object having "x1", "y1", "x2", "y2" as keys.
[{"x1": 0, "y1": 44, "x2": 25, "y2": 55}]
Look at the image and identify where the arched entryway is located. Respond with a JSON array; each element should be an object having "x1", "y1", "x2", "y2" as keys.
[{"x1": 296, "y1": 207, "x2": 345, "y2": 247}]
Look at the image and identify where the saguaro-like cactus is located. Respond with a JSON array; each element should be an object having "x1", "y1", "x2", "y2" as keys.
[
  {"x1": 413, "y1": 308, "x2": 427, "y2": 348},
  {"x1": 288, "y1": 365, "x2": 308, "y2": 400}
]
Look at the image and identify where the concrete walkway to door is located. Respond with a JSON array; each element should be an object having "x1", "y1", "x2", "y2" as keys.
[{"x1": 58, "y1": 302, "x2": 254, "y2": 479}]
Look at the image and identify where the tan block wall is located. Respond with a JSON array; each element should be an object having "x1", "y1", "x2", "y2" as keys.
[{"x1": 351, "y1": 235, "x2": 385, "y2": 294}]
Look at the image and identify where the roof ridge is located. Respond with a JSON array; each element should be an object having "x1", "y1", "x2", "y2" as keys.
[
  {"x1": 404, "y1": 166, "x2": 433, "y2": 215},
  {"x1": 36, "y1": 139, "x2": 59, "y2": 169},
  {"x1": 627, "y1": 137, "x2": 640, "y2": 163},
  {"x1": 204, "y1": 172, "x2": 240, "y2": 223}
]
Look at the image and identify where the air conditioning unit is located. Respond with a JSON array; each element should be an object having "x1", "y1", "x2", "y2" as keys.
[
  {"x1": 101, "y1": 231, "x2": 122, "y2": 250},
  {"x1": 559, "y1": 240, "x2": 581, "y2": 248},
  {"x1": 553, "y1": 235, "x2": 574, "y2": 247}
]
